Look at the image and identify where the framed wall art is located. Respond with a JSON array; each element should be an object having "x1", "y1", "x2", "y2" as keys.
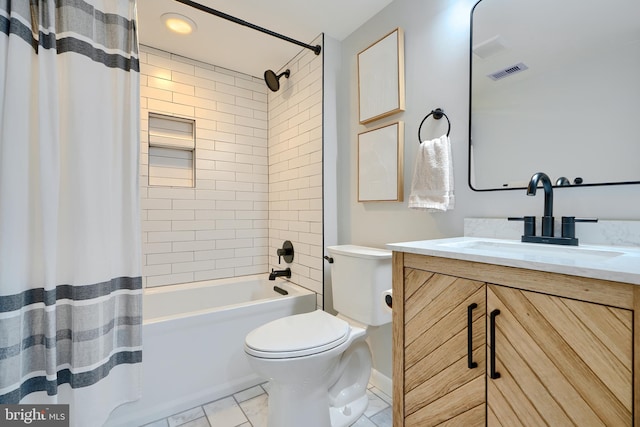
[
  {"x1": 358, "y1": 121, "x2": 404, "y2": 202},
  {"x1": 357, "y1": 28, "x2": 405, "y2": 124}
]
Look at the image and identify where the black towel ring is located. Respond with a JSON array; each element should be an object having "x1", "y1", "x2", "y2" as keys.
[{"x1": 418, "y1": 108, "x2": 451, "y2": 143}]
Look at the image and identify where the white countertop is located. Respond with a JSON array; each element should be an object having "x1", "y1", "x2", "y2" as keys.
[{"x1": 387, "y1": 237, "x2": 640, "y2": 285}]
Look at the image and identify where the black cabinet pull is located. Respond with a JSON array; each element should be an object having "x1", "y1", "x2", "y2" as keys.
[
  {"x1": 489, "y1": 309, "x2": 501, "y2": 379},
  {"x1": 467, "y1": 303, "x2": 478, "y2": 369}
]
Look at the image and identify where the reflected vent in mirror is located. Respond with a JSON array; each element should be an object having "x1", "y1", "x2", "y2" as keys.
[{"x1": 487, "y1": 62, "x2": 529, "y2": 81}]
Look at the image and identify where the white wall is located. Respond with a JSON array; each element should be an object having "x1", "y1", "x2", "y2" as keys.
[
  {"x1": 139, "y1": 46, "x2": 269, "y2": 287},
  {"x1": 337, "y1": 0, "x2": 640, "y2": 378},
  {"x1": 323, "y1": 35, "x2": 341, "y2": 313},
  {"x1": 339, "y1": 0, "x2": 640, "y2": 249},
  {"x1": 472, "y1": 42, "x2": 640, "y2": 189},
  {"x1": 268, "y1": 35, "x2": 325, "y2": 306}
]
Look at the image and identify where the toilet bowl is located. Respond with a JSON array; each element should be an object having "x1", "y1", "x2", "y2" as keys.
[
  {"x1": 244, "y1": 245, "x2": 392, "y2": 427},
  {"x1": 245, "y1": 310, "x2": 371, "y2": 427}
]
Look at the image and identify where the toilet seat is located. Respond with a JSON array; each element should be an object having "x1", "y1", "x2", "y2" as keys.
[{"x1": 245, "y1": 310, "x2": 350, "y2": 359}]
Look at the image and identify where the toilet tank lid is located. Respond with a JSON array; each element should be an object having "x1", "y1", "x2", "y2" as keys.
[{"x1": 326, "y1": 245, "x2": 391, "y2": 259}]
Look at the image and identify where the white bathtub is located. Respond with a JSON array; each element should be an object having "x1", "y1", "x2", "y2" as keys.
[{"x1": 105, "y1": 275, "x2": 316, "y2": 427}]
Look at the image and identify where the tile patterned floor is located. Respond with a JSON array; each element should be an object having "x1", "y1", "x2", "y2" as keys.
[{"x1": 141, "y1": 383, "x2": 392, "y2": 427}]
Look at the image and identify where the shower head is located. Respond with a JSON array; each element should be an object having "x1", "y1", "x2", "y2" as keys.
[{"x1": 264, "y1": 69, "x2": 290, "y2": 92}]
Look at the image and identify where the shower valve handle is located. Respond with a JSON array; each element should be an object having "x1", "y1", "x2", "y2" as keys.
[{"x1": 277, "y1": 240, "x2": 294, "y2": 264}]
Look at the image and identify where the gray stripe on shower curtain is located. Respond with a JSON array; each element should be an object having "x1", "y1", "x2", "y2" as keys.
[
  {"x1": 0, "y1": 279, "x2": 141, "y2": 367},
  {"x1": 0, "y1": 0, "x2": 139, "y2": 71},
  {"x1": 0, "y1": 275, "x2": 141, "y2": 311},
  {"x1": 0, "y1": 270, "x2": 143, "y2": 404},
  {"x1": 1, "y1": 351, "x2": 142, "y2": 404},
  {"x1": 0, "y1": 0, "x2": 142, "y2": 425}
]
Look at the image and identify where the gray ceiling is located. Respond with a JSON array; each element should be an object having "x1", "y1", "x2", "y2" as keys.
[{"x1": 137, "y1": 0, "x2": 394, "y2": 78}]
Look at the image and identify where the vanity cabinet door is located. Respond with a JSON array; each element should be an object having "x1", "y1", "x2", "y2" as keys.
[
  {"x1": 487, "y1": 284, "x2": 633, "y2": 426},
  {"x1": 403, "y1": 269, "x2": 486, "y2": 426}
]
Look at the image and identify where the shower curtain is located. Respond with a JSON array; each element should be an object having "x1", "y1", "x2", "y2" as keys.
[{"x1": 0, "y1": 1, "x2": 142, "y2": 426}]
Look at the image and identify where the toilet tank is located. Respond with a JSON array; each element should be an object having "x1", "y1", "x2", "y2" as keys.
[{"x1": 327, "y1": 245, "x2": 392, "y2": 326}]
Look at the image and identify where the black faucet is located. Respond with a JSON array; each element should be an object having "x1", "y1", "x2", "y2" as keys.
[
  {"x1": 527, "y1": 172, "x2": 554, "y2": 237},
  {"x1": 269, "y1": 268, "x2": 291, "y2": 280},
  {"x1": 510, "y1": 172, "x2": 597, "y2": 246}
]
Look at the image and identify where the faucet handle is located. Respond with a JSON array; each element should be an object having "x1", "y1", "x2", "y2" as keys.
[
  {"x1": 561, "y1": 217, "x2": 598, "y2": 239},
  {"x1": 508, "y1": 216, "x2": 536, "y2": 237},
  {"x1": 575, "y1": 218, "x2": 599, "y2": 223},
  {"x1": 276, "y1": 240, "x2": 294, "y2": 264}
]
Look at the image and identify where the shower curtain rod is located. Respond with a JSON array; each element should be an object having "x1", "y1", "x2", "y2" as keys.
[{"x1": 173, "y1": 0, "x2": 322, "y2": 55}]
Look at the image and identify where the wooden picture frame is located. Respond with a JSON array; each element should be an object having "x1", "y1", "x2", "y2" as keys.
[
  {"x1": 358, "y1": 121, "x2": 404, "y2": 202},
  {"x1": 357, "y1": 28, "x2": 405, "y2": 124}
]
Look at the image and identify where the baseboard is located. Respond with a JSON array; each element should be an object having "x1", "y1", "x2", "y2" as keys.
[{"x1": 370, "y1": 369, "x2": 392, "y2": 400}]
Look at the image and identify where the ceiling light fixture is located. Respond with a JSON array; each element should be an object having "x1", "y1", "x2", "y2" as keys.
[{"x1": 162, "y1": 13, "x2": 196, "y2": 35}]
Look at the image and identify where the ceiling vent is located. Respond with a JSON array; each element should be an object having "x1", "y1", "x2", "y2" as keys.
[{"x1": 487, "y1": 62, "x2": 528, "y2": 81}]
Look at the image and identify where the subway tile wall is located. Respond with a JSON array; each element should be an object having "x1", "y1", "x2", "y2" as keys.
[
  {"x1": 139, "y1": 45, "x2": 270, "y2": 287},
  {"x1": 268, "y1": 36, "x2": 324, "y2": 306},
  {"x1": 138, "y1": 39, "x2": 325, "y2": 304}
]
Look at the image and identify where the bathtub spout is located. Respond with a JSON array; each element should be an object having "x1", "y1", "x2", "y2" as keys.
[{"x1": 269, "y1": 268, "x2": 291, "y2": 280}]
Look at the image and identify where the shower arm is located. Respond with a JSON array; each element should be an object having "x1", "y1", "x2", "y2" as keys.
[{"x1": 173, "y1": 0, "x2": 322, "y2": 55}]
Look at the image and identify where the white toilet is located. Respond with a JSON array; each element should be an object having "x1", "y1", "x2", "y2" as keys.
[{"x1": 244, "y1": 245, "x2": 392, "y2": 427}]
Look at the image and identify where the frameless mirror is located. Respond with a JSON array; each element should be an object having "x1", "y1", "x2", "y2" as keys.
[{"x1": 469, "y1": 0, "x2": 640, "y2": 190}]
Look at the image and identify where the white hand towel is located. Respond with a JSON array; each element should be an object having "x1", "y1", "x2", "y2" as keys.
[{"x1": 408, "y1": 134, "x2": 455, "y2": 211}]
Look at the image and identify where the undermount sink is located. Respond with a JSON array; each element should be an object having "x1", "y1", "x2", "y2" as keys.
[
  {"x1": 439, "y1": 238, "x2": 625, "y2": 262},
  {"x1": 387, "y1": 234, "x2": 640, "y2": 285}
]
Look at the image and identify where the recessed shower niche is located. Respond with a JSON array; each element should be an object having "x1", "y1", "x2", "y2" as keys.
[{"x1": 148, "y1": 113, "x2": 195, "y2": 188}]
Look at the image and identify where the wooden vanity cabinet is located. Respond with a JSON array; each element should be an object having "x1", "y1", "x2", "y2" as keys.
[
  {"x1": 392, "y1": 252, "x2": 637, "y2": 427},
  {"x1": 399, "y1": 267, "x2": 486, "y2": 426}
]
